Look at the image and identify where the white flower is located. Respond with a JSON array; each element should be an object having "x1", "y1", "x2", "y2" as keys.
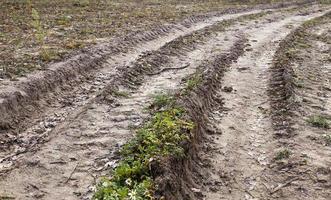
[
  {"x1": 125, "y1": 178, "x2": 133, "y2": 186},
  {"x1": 102, "y1": 181, "x2": 109, "y2": 187},
  {"x1": 128, "y1": 189, "x2": 138, "y2": 200}
]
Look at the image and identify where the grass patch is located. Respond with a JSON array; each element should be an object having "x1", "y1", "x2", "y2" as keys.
[
  {"x1": 237, "y1": 11, "x2": 270, "y2": 22},
  {"x1": 150, "y1": 93, "x2": 174, "y2": 109},
  {"x1": 185, "y1": 73, "x2": 203, "y2": 92},
  {"x1": 307, "y1": 115, "x2": 330, "y2": 129},
  {"x1": 64, "y1": 39, "x2": 85, "y2": 49},
  {"x1": 39, "y1": 48, "x2": 62, "y2": 62},
  {"x1": 72, "y1": 0, "x2": 90, "y2": 7},
  {"x1": 56, "y1": 15, "x2": 72, "y2": 26},
  {"x1": 31, "y1": 7, "x2": 46, "y2": 45},
  {"x1": 275, "y1": 149, "x2": 291, "y2": 160},
  {"x1": 1, "y1": 0, "x2": 291, "y2": 78},
  {"x1": 94, "y1": 106, "x2": 194, "y2": 199}
]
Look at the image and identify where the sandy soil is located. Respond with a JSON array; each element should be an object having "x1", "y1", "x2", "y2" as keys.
[{"x1": 0, "y1": 2, "x2": 330, "y2": 200}]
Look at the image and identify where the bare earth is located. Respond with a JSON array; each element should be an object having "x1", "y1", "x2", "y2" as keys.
[
  {"x1": 0, "y1": 2, "x2": 330, "y2": 200},
  {"x1": 202, "y1": 10, "x2": 330, "y2": 200}
]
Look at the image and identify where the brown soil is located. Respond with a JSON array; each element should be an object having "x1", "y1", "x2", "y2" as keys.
[
  {"x1": 152, "y1": 5, "x2": 331, "y2": 200},
  {"x1": 266, "y1": 12, "x2": 331, "y2": 200},
  {"x1": 0, "y1": 2, "x2": 330, "y2": 200},
  {"x1": 0, "y1": 0, "x2": 300, "y2": 79},
  {"x1": 200, "y1": 10, "x2": 329, "y2": 200},
  {"x1": 0, "y1": 8, "x2": 272, "y2": 200}
]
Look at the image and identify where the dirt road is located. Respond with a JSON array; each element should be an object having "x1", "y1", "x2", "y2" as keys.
[
  {"x1": 0, "y1": 3, "x2": 330, "y2": 200},
  {"x1": 201, "y1": 11, "x2": 330, "y2": 200},
  {"x1": 200, "y1": 7, "x2": 331, "y2": 200}
]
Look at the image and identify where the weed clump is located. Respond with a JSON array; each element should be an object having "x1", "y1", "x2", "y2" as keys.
[
  {"x1": 150, "y1": 93, "x2": 174, "y2": 109},
  {"x1": 184, "y1": 73, "x2": 203, "y2": 93},
  {"x1": 307, "y1": 115, "x2": 330, "y2": 129},
  {"x1": 94, "y1": 107, "x2": 194, "y2": 199},
  {"x1": 275, "y1": 149, "x2": 291, "y2": 160},
  {"x1": 31, "y1": 7, "x2": 45, "y2": 45},
  {"x1": 39, "y1": 48, "x2": 61, "y2": 62}
]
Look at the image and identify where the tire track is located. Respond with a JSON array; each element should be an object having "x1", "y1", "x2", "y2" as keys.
[
  {"x1": 0, "y1": 1, "x2": 313, "y2": 138},
  {"x1": 266, "y1": 12, "x2": 331, "y2": 200},
  {"x1": 200, "y1": 8, "x2": 329, "y2": 200},
  {"x1": 0, "y1": 9, "x2": 273, "y2": 200},
  {"x1": 0, "y1": 4, "x2": 326, "y2": 200},
  {"x1": 0, "y1": 10, "x2": 268, "y2": 160},
  {"x1": 0, "y1": 9, "x2": 266, "y2": 134}
]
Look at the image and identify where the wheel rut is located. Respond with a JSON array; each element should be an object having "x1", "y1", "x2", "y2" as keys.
[
  {"x1": 201, "y1": 9, "x2": 329, "y2": 200},
  {"x1": 0, "y1": 9, "x2": 266, "y2": 136},
  {"x1": 0, "y1": 9, "x2": 270, "y2": 160},
  {"x1": 0, "y1": 9, "x2": 272, "y2": 160},
  {"x1": 267, "y1": 12, "x2": 331, "y2": 200},
  {"x1": 0, "y1": 9, "x2": 264, "y2": 200}
]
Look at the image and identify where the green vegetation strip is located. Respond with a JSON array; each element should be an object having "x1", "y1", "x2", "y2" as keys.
[
  {"x1": 93, "y1": 33, "x2": 248, "y2": 199},
  {"x1": 94, "y1": 67, "x2": 214, "y2": 199},
  {"x1": 93, "y1": 99, "x2": 193, "y2": 199}
]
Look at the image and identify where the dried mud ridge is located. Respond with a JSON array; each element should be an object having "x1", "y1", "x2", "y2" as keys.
[
  {"x1": 269, "y1": 21, "x2": 306, "y2": 137},
  {"x1": 0, "y1": 1, "x2": 330, "y2": 200},
  {"x1": 269, "y1": 11, "x2": 331, "y2": 137}
]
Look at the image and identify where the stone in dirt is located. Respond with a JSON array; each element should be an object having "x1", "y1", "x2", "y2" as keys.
[{"x1": 222, "y1": 86, "x2": 233, "y2": 93}]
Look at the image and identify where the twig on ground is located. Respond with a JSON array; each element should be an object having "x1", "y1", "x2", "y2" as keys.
[
  {"x1": 270, "y1": 177, "x2": 299, "y2": 194},
  {"x1": 245, "y1": 189, "x2": 256, "y2": 198},
  {"x1": 65, "y1": 163, "x2": 79, "y2": 184},
  {"x1": 146, "y1": 64, "x2": 189, "y2": 76}
]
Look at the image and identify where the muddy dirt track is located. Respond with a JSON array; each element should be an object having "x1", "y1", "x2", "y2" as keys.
[{"x1": 0, "y1": 2, "x2": 330, "y2": 200}]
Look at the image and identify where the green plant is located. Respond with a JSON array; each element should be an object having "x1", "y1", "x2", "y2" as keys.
[
  {"x1": 0, "y1": 32, "x2": 5, "y2": 39},
  {"x1": 307, "y1": 115, "x2": 330, "y2": 129},
  {"x1": 0, "y1": 195, "x2": 15, "y2": 200},
  {"x1": 65, "y1": 39, "x2": 85, "y2": 50},
  {"x1": 94, "y1": 107, "x2": 194, "y2": 199},
  {"x1": 39, "y1": 48, "x2": 61, "y2": 62},
  {"x1": 30, "y1": 5, "x2": 62, "y2": 64},
  {"x1": 31, "y1": 8, "x2": 45, "y2": 45},
  {"x1": 150, "y1": 93, "x2": 174, "y2": 109},
  {"x1": 294, "y1": 78, "x2": 304, "y2": 88},
  {"x1": 275, "y1": 149, "x2": 291, "y2": 160},
  {"x1": 185, "y1": 73, "x2": 202, "y2": 92},
  {"x1": 73, "y1": 0, "x2": 90, "y2": 7}
]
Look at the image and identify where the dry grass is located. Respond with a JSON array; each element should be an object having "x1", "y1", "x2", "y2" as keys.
[{"x1": 0, "y1": 0, "x2": 296, "y2": 79}]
